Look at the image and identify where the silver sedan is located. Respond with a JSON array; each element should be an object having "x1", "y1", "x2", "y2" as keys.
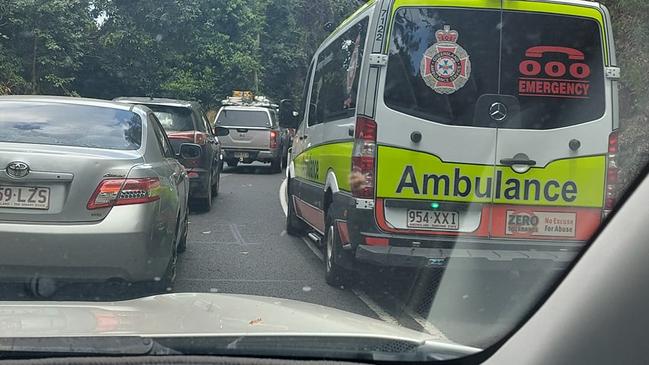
[{"x1": 0, "y1": 96, "x2": 195, "y2": 296}]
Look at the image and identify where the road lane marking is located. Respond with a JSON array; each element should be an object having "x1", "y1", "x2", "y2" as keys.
[
  {"x1": 352, "y1": 289, "x2": 400, "y2": 326},
  {"x1": 279, "y1": 179, "x2": 288, "y2": 216},
  {"x1": 380, "y1": 290, "x2": 450, "y2": 341},
  {"x1": 301, "y1": 237, "x2": 324, "y2": 262},
  {"x1": 401, "y1": 306, "x2": 449, "y2": 341},
  {"x1": 177, "y1": 278, "x2": 304, "y2": 283}
]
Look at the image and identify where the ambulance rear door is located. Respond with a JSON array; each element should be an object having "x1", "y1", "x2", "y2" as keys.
[
  {"x1": 375, "y1": 2, "x2": 503, "y2": 238},
  {"x1": 491, "y1": 4, "x2": 611, "y2": 242}
]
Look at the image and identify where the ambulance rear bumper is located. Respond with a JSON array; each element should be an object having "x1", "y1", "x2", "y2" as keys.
[{"x1": 354, "y1": 234, "x2": 583, "y2": 270}]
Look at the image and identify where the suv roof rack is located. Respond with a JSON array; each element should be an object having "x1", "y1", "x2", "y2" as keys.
[{"x1": 221, "y1": 94, "x2": 278, "y2": 109}]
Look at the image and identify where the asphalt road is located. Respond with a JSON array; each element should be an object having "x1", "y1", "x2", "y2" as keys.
[{"x1": 174, "y1": 163, "x2": 376, "y2": 319}]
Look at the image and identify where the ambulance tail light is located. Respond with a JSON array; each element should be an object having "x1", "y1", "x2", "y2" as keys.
[
  {"x1": 351, "y1": 116, "x2": 377, "y2": 199},
  {"x1": 604, "y1": 130, "x2": 619, "y2": 214}
]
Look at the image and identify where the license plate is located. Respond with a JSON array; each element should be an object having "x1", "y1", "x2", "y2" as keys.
[
  {"x1": 234, "y1": 152, "x2": 249, "y2": 159},
  {"x1": 407, "y1": 209, "x2": 459, "y2": 230},
  {"x1": 0, "y1": 186, "x2": 50, "y2": 210}
]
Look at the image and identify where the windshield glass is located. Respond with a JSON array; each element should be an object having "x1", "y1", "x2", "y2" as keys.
[
  {"x1": 0, "y1": 102, "x2": 142, "y2": 150},
  {"x1": 216, "y1": 109, "x2": 271, "y2": 127},
  {"x1": 0, "y1": 0, "x2": 646, "y2": 363},
  {"x1": 146, "y1": 105, "x2": 195, "y2": 132}
]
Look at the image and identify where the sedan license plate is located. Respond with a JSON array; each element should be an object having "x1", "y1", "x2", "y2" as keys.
[
  {"x1": 407, "y1": 209, "x2": 459, "y2": 230},
  {"x1": 0, "y1": 186, "x2": 50, "y2": 210},
  {"x1": 234, "y1": 152, "x2": 249, "y2": 159}
]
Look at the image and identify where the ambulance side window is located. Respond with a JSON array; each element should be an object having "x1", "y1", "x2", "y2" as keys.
[
  {"x1": 308, "y1": 17, "x2": 369, "y2": 126},
  {"x1": 300, "y1": 61, "x2": 314, "y2": 126}
]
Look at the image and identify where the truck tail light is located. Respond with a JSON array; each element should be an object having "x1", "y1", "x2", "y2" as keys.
[
  {"x1": 604, "y1": 131, "x2": 619, "y2": 214},
  {"x1": 351, "y1": 116, "x2": 377, "y2": 199},
  {"x1": 270, "y1": 130, "x2": 278, "y2": 149},
  {"x1": 87, "y1": 177, "x2": 161, "y2": 210}
]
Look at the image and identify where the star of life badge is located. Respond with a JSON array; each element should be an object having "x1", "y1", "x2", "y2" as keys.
[{"x1": 420, "y1": 25, "x2": 471, "y2": 95}]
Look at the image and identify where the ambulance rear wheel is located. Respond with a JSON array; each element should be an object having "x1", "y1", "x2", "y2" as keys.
[{"x1": 325, "y1": 209, "x2": 348, "y2": 288}]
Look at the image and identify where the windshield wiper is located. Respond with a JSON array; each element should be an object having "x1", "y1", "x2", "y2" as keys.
[{"x1": 0, "y1": 337, "x2": 179, "y2": 359}]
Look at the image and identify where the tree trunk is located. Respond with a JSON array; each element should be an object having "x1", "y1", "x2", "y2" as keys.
[
  {"x1": 254, "y1": 32, "x2": 260, "y2": 93},
  {"x1": 31, "y1": 33, "x2": 37, "y2": 94}
]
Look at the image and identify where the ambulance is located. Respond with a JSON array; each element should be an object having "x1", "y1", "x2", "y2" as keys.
[{"x1": 280, "y1": 0, "x2": 620, "y2": 286}]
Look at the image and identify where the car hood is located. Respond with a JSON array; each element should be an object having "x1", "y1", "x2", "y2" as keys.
[{"x1": 0, "y1": 293, "x2": 441, "y2": 340}]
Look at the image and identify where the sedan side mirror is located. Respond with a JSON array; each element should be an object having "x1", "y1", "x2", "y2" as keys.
[
  {"x1": 214, "y1": 126, "x2": 230, "y2": 137},
  {"x1": 178, "y1": 143, "x2": 202, "y2": 160}
]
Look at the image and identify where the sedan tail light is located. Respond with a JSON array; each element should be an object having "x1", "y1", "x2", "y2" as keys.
[
  {"x1": 167, "y1": 131, "x2": 207, "y2": 145},
  {"x1": 87, "y1": 177, "x2": 161, "y2": 210}
]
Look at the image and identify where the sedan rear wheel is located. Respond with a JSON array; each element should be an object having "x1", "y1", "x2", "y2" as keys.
[
  {"x1": 154, "y1": 242, "x2": 178, "y2": 294},
  {"x1": 212, "y1": 164, "x2": 221, "y2": 196},
  {"x1": 177, "y1": 212, "x2": 188, "y2": 253},
  {"x1": 197, "y1": 174, "x2": 213, "y2": 212}
]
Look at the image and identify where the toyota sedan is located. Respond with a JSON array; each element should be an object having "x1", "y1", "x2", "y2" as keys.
[{"x1": 0, "y1": 96, "x2": 194, "y2": 297}]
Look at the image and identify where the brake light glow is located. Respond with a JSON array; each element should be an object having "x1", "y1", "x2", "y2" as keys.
[
  {"x1": 270, "y1": 130, "x2": 278, "y2": 148},
  {"x1": 605, "y1": 131, "x2": 619, "y2": 213},
  {"x1": 87, "y1": 177, "x2": 161, "y2": 210},
  {"x1": 351, "y1": 116, "x2": 377, "y2": 199},
  {"x1": 167, "y1": 131, "x2": 207, "y2": 145}
]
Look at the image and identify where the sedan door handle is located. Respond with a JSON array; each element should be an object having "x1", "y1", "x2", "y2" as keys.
[{"x1": 500, "y1": 158, "x2": 537, "y2": 166}]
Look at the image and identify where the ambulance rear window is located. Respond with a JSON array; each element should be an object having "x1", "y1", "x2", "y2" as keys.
[{"x1": 384, "y1": 8, "x2": 606, "y2": 129}]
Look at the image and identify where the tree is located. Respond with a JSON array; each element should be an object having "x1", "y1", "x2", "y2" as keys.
[{"x1": 0, "y1": 0, "x2": 95, "y2": 95}]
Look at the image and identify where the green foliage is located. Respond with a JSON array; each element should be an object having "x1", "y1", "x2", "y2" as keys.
[
  {"x1": 600, "y1": 0, "x2": 649, "y2": 117},
  {"x1": 0, "y1": 0, "x2": 646, "y2": 119},
  {"x1": 0, "y1": 0, "x2": 95, "y2": 95}
]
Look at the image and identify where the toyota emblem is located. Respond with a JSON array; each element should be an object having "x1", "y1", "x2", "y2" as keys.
[
  {"x1": 489, "y1": 102, "x2": 508, "y2": 121},
  {"x1": 6, "y1": 161, "x2": 30, "y2": 178}
]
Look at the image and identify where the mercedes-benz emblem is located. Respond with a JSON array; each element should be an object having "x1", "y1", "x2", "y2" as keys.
[
  {"x1": 489, "y1": 102, "x2": 508, "y2": 121},
  {"x1": 6, "y1": 161, "x2": 30, "y2": 178}
]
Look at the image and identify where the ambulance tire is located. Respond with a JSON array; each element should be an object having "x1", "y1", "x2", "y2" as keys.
[
  {"x1": 324, "y1": 209, "x2": 349, "y2": 288},
  {"x1": 286, "y1": 179, "x2": 307, "y2": 236},
  {"x1": 271, "y1": 156, "x2": 282, "y2": 173}
]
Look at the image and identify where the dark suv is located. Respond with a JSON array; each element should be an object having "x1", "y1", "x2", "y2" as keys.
[{"x1": 115, "y1": 97, "x2": 226, "y2": 211}]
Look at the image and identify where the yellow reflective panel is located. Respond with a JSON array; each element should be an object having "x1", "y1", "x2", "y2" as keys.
[
  {"x1": 294, "y1": 142, "x2": 354, "y2": 191},
  {"x1": 376, "y1": 146, "x2": 605, "y2": 208}
]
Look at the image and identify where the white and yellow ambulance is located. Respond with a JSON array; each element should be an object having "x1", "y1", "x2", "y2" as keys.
[{"x1": 280, "y1": 0, "x2": 620, "y2": 286}]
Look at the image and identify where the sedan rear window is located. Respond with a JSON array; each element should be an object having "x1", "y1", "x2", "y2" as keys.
[
  {"x1": 0, "y1": 102, "x2": 142, "y2": 150},
  {"x1": 145, "y1": 105, "x2": 195, "y2": 132},
  {"x1": 216, "y1": 110, "x2": 271, "y2": 128}
]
